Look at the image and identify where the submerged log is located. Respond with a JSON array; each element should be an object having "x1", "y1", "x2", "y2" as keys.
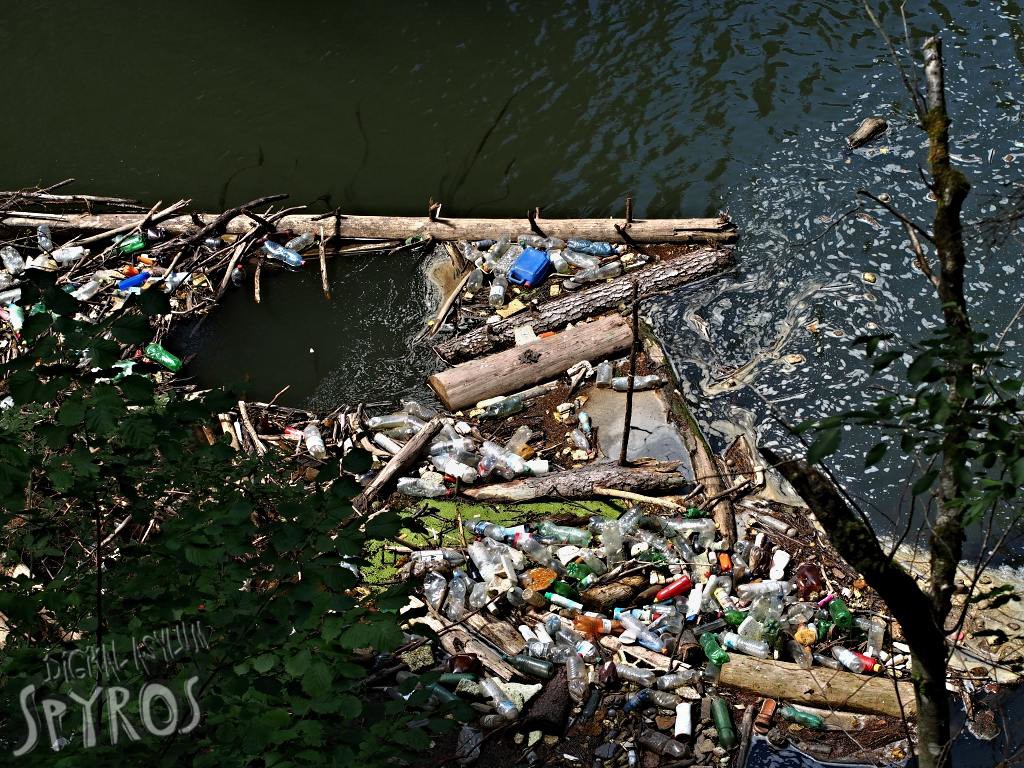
[
  {"x1": 581, "y1": 573, "x2": 648, "y2": 613},
  {"x1": 352, "y1": 418, "x2": 443, "y2": 513},
  {"x1": 428, "y1": 314, "x2": 633, "y2": 411},
  {"x1": 462, "y1": 461, "x2": 686, "y2": 503},
  {"x1": 436, "y1": 247, "x2": 734, "y2": 363},
  {"x1": 847, "y1": 116, "x2": 888, "y2": 148},
  {"x1": 718, "y1": 655, "x2": 916, "y2": 718},
  {"x1": 1, "y1": 211, "x2": 737, "y2": 244}
]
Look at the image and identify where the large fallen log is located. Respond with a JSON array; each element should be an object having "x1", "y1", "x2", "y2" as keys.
[
  {"x1": 435, "y1": 248, "x2": 735, "y2": 363},
  {"x1": 2, "y1": 211, "x2": 737, "y2": 244},
  {"x1": 352, "y1": 418, "x2": 443, "y2": 513},
  {"x1": 718, "y1": 655, "x2": 916, "y2": 718},
  {"x1": 462, "y1": 461, "x2": 687, "y2": 503},
  {"x1": 428, "y1": 314, "x2": 632, "y2": 411}
]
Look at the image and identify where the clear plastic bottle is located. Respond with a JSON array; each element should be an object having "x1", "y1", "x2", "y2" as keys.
[
  {"x1": 547, "y1": 249, "x2": 571, "y2": 274},
  {"x1": 36, "y1": 224, "x2": 54, "y2": 252},
  {"x1": 564, "y1": 250, "x2": 601, "y2": 270},
  {"x1": 567, "y1": 239, "x2": 618, "y2": 256},
  {"x1": 464, "y1": 267, "x2": 485, "y2": 297},
  {"x1": 444, "y1": 571, "x2": 469, "y2": 620},
  {"x1": 721, "y1": 631, "x2": 770, "y2": 659},
  {"x1": 284, "y1": 233, "x2": 315, "y2": 253},
  {"x1": 574, "y1": 261, "x2": 623, "y2": 283},
  {"x1": 619, "y1": 614, "x2": 667, "y2": 653},
  {"x1": 1, "y1": 247, "x2": 25, "y2": 275},
  {"x1": 614, "y1": 664, "x2": 656, "y2": 687},
  {"x1": 784, "y1": 634, "x2": 813, "y2": 669},
  {"x1": 478, "y1": 396, "x2": 523, "y2": 419},
  {"x1": 367, "y1": 412, "x2": 422, "y2": 431},
  {"x1": 611, "y1": 374, "x2": 663, "y2": 392},
  {"x1": 537, "y1": 521, "x2": 592, "y2": 547},
  {"x1": 737, "y1": 615, "x2": 765, "y2": 641},
  {"x1": 655, "y1": 668, "x2": 699, "y2": 689},
  {"x1": 504, "y1": 425, "x2": 534, "y2": 457},
  {"x1": 481, "y1": 440, "x2": 529, "y2": 475},
  {"x1": 638, "y1": 730, "x2": 688, "y2": 759},
  {"x1": 464, "y1": 519, "x2": 512, "y2": 543},
  {"x1": 261, "y1": 240, "x2": 304, "y2": 268},
  {"x1": 736, "y1": 580, "x2": 794, "y2": 600},
  {"x1": 856, "y1": 615, "x2": 886, "y2": 657},
  {"x1": 565, "y1": 653, "x2": 588, "y2": 702},
  {"x1": 480, "y1": 678, "x2": 519, "y2": 721},
  {"x1": 468, "y1": 581, "x2": 489, "y2": 609},
  {"x1": 488, "y1": 273, "x2": 508, "y2": 308},
  {"x1": 430, "y1": 453, "x2": 479, "y2": 483},
  {"x1": 52, "y1": 246, "x2": 89, "y2": 264},
  {"x1": 372, "y1": 433, "x2": 403, "y2": 454},
  {"x1": 302, "y1": 424, "x2": 327, "y2": 459},
  {"x1": 396, "y1": 476, "x2": 448, "y2": 498},
  {"x1": 832, "y1": 645, "x2": 873, "y2": 673},
  {"x1": 591, "y1": 518, "x2": 624, "y2": 565},
  {"x1": 422, "y1": 572, "x2": 447, "y2": 610},
  {"x1": 512, "y1": 532, "x2": 555, "y2": 568}
]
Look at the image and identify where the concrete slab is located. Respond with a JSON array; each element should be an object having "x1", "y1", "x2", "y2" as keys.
[{"x1": 583, "y1": 387, "x2": 693, "y2": 479}]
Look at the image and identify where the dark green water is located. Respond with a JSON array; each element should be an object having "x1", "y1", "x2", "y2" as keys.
[{"x1": 5, "y1": 1, "x2": 1024, "y2": 760}]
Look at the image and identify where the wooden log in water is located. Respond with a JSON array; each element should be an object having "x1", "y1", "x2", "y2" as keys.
[
  {"x1": 1, "y1": 211, "x2": 737, "y2": 244},
  {"x1": 352, "y1": 418, "x2": 443, "y2": 513},
  {"x1": 847, "y1": 116, "x2": 888, "y2": 148},
  {"x1": 461, "y1": 461, "x2": 687, "y2": 503},
  {"x1": 428, "y1": 314, "x2": 633, "y2": 411},
  {"x1": 434, "y1": 247, "x2": 734, "y2": 363}
]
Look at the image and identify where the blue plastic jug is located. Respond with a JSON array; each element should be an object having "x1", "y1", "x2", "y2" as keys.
[{"x1": 508, "y1": 247, "x2": 551, "y2": 287}]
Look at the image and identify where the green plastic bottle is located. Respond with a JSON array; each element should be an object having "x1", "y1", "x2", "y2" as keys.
[
  {"x1": 502, "y1": 653, "x2": 555, "y2": 679},
  {"x1": 724, "y1": 609, "x2": 746, "y2": 627},
  {"x1": 762, "y1": 618, "x2": 781, "y2": 647},
  {"x1": 684, "y1": 506, "x2": 705, "y2": 518},
  {"x1": 564, "y1": 562, "x2": 597, "y2": 587},
  {"x1": 828, "y1": 597, "x2": 853, "y2": 631},
  {"x1": 711, "y1": 696, "x2": 737, "y2": 749},
  {"x1": 144, "y1": 342, "x2": 182, "y2": 372},
  {"x1": 699, "y1": 633, "x2": 730, "y2": 666},
  {"x1": 548, "y1": 581, "x2": 581, "y2": 601},
  {"x1": 117, "y1": 233, "x2": 147, "y2": 254},
  {"x1": 816, "y1": 618, "x2": 834, "y2": 641}
]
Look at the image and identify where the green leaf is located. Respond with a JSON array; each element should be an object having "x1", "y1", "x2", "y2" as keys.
[
  {"x1": 42, "y1": 286, "x2": 80, "y2": 316},
  {"x1": 907, "y1": 353, "x2": 935, "y2": 385},
  {"x1": 252, "y1": 654, "x2": 277, "y2": 673},
  {"x1": 8, "y1": 371, "x2": 38, "y2": 404},
  {"x1": 911, "y1": 469, "x2": 939, "y2": 497},
  {"x1": 865, "y1": 442, "x2": 887, "y2": 468},
  {"x1": 58, "y1": 396, "x2": 86, "y2": 426},
  {"x1": 89, "y1": 338, "x2": 122, "y2": 369},
  {"x1": 138, "y1": 289, "x2": 171, "y2": 317},
  {"x1": 111, "y1": 314, "x2": 153, "y2": 345},
  {"x1": 85, "y1": 384, "x2": 126, "y2": 436},
  {"x1": 285, "y1": 649, "x2": 312, "y2": 677},
  {"x1": 871, "y1": 350, "x2": 903, "y2": 371},
  {"x1": 118, "y1": 374, "x2": 155, "y2": 404},
  {"x1": 807, "y1": 427, "x2": 841, "y2": 465},
  {"x1": 120, "y1": 414, "x2": 157, "y2": 449},
  {"x1": 342, "y1": 447, "x2": 373, "y2": 475},
  {"x1": 338, "y1": 619, "x2": 404, "y2": 651},
  {"x1": 301, "y1": 661, "x2": 332, "y2": 698}
]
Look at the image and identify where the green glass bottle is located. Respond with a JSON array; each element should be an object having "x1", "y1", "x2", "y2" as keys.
[
  {"x1": 684, "y1": 506, "x2": 705, "y2": 518},
  {"x1": 762, "y1": 618, "x2": 781, "y2": 648},
  {"x1": 117, "y1": 233, "x2": 147, "y2": 254},
  {"x1": 699, "y1": 633, "x2": 730, "y2": 666},
  {"x1": 816, "y1": 618, "x2": 834, "y2": 641},
  {"x1": 828, "y1": 597, "x2": 853, "y2": 631},
  {"x1": 548, "y1": 581, "x2": 581, "y2": 601},
  {"x1": 724, "y1": 609, "x2": 746, "y2": 627},
  {"x1": 711, "y1": 696, "x2": 737, "y2": 749},
  {"x1": 779, "y1": 705, "x2": 825, "y2": 729},
  {"x1": 564, "y1": 562, "x2": 597, "y2": 587},
  {"x1": 503, "y1": 653, "x2": 554, "y2": 679},
  {"x1": 144, "y1": 342, "x2": 182, "y2": 372}
]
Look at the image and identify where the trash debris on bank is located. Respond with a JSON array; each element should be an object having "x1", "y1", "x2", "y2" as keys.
[{"x1": 1, "y1": 184, "x2": 1019, "y2": 766}]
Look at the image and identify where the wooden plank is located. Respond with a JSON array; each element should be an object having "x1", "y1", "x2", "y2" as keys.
[
  {"x1": 428, "y1": 314, "x2": 633, "y2": 411},
  {"x1": 462, "y1": 461, "x2": 687, "y2": 503},
  {"x1": 434, "y1": 248, "x2": 735, "y2": 363},
  {"x1": 718, "y1": 654, "x2": 916, "y2": 717},
  {"x1": 407, "y1": 613, "x2": 518, "y2": 681},
  {"x1": 352, "y1": 418, "x2": 443, "y2": 513},
  {"x1": 1, "y1": 211, "x2": 737, "y2": 244}
]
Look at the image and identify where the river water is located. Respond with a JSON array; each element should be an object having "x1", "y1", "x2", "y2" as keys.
[{"x1": 4, "y1": 0, "x2": 1024, "y2": 761}]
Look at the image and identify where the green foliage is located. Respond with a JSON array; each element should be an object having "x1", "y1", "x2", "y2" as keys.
[{"x1": 0, "y1": 275, "x2": 436, "y2": 766}]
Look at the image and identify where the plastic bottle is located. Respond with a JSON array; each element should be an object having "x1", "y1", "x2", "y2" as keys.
[
  {"x1": 620, "y1": 614, "x2": 667, "y2": 653},
  {"x1": 504, "y1": 425, "x2": 533, "y2": 457},
  {"x1": 769, "y1": 549, "x2": 791, "y2": 580},
  {"x1": 595, "y1": 360, "x2": 614, "y2": 388},
  {"x1": 52, "y1": 246, "x2": 89, "y2": 264},
  {"x1": 812, "y1": 652, "x2": 843, "y2": 670},
  {"x1": 117, "y1": 271, "x2": 151, "y2": 291},
  {"x1": 481, "y1": 440, "x2": 529, "y2": 477},
  {"x1": 784, "y1": 634, "x2": 813, "y2": 669},
  {"x1": 574, "y1": 615, "x2": 620, "y2": 637},
  {"x1": 430, "y1": 453, "x2": 479, "y2": 483},
  {"x1": 610, "y1": 374, "x2": 663, "y2": 392},
  {"x1": 563, "y1": 250, "x2": 600, "y2": 270},
  {"x1": 547, "y1": 249, "x2": 571, "y2": 274},
  {"x1": 656, "y1": 575, "x2": 693, "y2": 602},
  {"x1": 685, "y1": 582, "x2": 704, "y2": 622},
  {"x1": 478, "y1": 395, "x2": 523, "y2": 419},
  {"x1": 779, "y1": 705, "x2": 825, "y2": 729},
  {"x1": 396, "y1": 476, "x2": 448, "y2": 498},
  {"x1": 567, "y1": 239, "x2": 618, "y2": 256},
  {"x1": 261, "y1": 240, "x2": 304, "y2": 268},
  {"x1": 565, "y1": 653, "x2": 588, "y2": 702},
  {"x1": 302, "y1": 424, "x2": 327, "y2": 459},
  {"x1": 736, "y1": 580, "x2": 794, "y2": 600},
  {"x1": 712, "y1": 575, "x2": 737, "y2": 611},
  {"x1": 721, "y1": 631, "x2": 770, "y2": 659},
  {"x1": 465, "y1": 519, "x2": 512, "y2": 543},
  {"x1": 284, "y1": 233, "x2": 315, "y2": 253},
  {"x1": 592, "y1": 518, "x2": 624, "y2": 565},
  {"x1": 538, "y1": 521, "x2": 592, "y2": 547},
  {"x1": 737, "y1": 615, "x2": 764, "y2": 640},
  {"x1": 422, "y1": 572, "x2": 448, "y2": 610},
  {"x1": 828, "y1": 597, "x2": 854, "y2": 631},
  {"x1": 638, "y1": 729, "x2": 689, "y2": 759},
  {"x1": 444, "y1": 571, "x2": 469, "y2": 620},
  {"x1": 36, "y1": 225, "x2": 54, "y2": 252},
  {"x1": 545, "y1": 592, "x2": 583, "y2": 611},
  {"x1": 856, "y1": 615, "x2": 886, "y2": 656},
  {"x1": 711, "y1": 697, "x2": 737, "y2": 749},
  {"x1": 612, "y1": 663, "x2": 656, "y2": 687},
  {"x1": 573, "y1": 261, "x2": 623, "y2": 283},
  {"x1": 661, "y1": 518, "x2": 717, "y2": 547},
  {"x1": 512, "y1": 532, "x2": 555, "y2": 568},
  {"x1": 464, "y1": 267, "x2": 486, "y2": 297},
  {"x1": 468, "y1": 581, "x2": 489, "y2": 609},
  {"x1": 699, "y1": 632, "x2": 730, "y2": 665},
  {"x1": 144, "y1": 343, "x2": 182, "y2": 372},
  {"x1": 116, "y1": 233, "x2": 147, "y2": 254},
  {"x1": 674, "y1": 701, "x2": 693, "y2": 738},
  {"x1": 564, "y1": 562, "x2": 598, "y2": 588},
  {"x1": 578, "y1": 549, "x2": 606, "y2": 575},
  {"x1": 503, "y1": 653, "x2": 554, "y2": 679},
  {"x1": 480, "y1": 678, "x2": 519, "y2": 721},
  {"x1": 846, "y1": 649, "x2": 882, "y2": 673},
  {"x1": 368, "y1": 412, "x2": 423, "y2": 431},
  {"x1": 569, "y1": 428, "x2": 590, "y2": 450},
  {"x1": 655, "y1": 668, "x2": 699, "y2": 689},
  {"x1": 488, "y1": 273, "x2": 508, "y2": 308},
  {"x1": 748, "y1": 533, "x2": 767, "y2": 574},
  {"x1": 1, "y1": 247, "x2": 25, "y2": 275}
]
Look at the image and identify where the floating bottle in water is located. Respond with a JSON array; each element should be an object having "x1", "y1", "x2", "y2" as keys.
[
  {"x1": 397, "y1": 476, "x2": 448, "y2": 498},
  {"x1": 302, "y1": 424, "x2": 327, "y2": 459},
  {"x1": 611, "y1": 374, "x2": 663, "y2": 392},
  {"x1": 262, "y1": 240, "x2": 304, "y2": 268},
  {"x1": 285, "y1": 233, "x2": 315, "y2": 253},
  {"x1": 36, "y1": 225, "x2": 53, "y2": 253},
  {"x1": 567, "y1": 239, "x2": 618, "y2": 256}
]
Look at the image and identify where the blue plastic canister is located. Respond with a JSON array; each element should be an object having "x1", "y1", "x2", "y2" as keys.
[
  {"x1": 117, "y1": 271, "x2": 151, "y2": 291},
  {"x1": 508, "y1": 247, "x2": 551, "y2": 287}
]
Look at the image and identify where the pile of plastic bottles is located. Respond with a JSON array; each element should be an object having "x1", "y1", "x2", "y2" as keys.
[
  {"x1": 405, "y1": 506, "x2": 893, "y2": 758},
  {"x1": 459, "y1": 236, "x2": 633, "y2": 311}
]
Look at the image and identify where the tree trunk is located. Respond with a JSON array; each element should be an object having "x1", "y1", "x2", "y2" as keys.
[
  {"x1": 427, "y1": 314, "x2": 633, "y2": 410},
  {"x1": 461, "y1": 461, "x2": 687, "y2": 503},
  {"x1": 435, "y1": 248, "x2": 735, "y2": 362},
  {"x1": 1, "y1": 211, "x2": 737, "y2": 244},
  {"x1": 352, "y1": 418, "x2": 443, "y2": 513}
]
